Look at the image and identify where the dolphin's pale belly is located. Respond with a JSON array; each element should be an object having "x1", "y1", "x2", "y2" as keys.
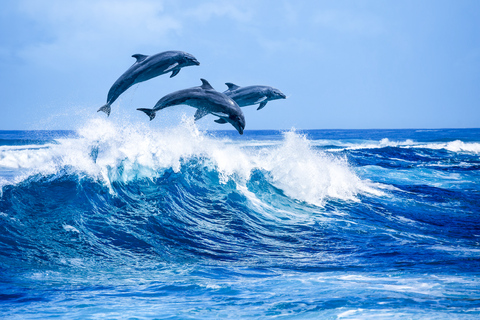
[
  {"x1": 228, "y1": 91, "x2": 265, "y2": 107},
  {"x1": 133, "y1": 64, "x2": 170, "y2": 84},
  {"x1": 107, "y1": 65, "x2": 169, "y2": 103}
]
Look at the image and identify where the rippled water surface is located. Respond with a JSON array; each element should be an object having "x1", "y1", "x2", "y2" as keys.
[{"x1": 1, "y1": 120, "x2": 479, "y2": 318}]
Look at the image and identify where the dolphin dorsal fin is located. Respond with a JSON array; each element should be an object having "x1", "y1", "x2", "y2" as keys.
[
  {"x1": 132, "y1": 54, "x2": 149, "y2": 63},
  {"x1": 225, "y1": 83, "x2": 240, "y2": 91},
  {"x1": 200, "y1": 79, "x2": 214, "y2": 90}
]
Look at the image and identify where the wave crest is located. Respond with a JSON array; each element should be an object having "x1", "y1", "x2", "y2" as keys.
[{"x1": 0, "y1": 118, "x2": 373, "y2": 205}]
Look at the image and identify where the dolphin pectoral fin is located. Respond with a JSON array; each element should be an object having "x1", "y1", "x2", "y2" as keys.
[
  {"x1": 214, "y1": 118, "x2": 228, "y2": 124},
  {"x1": 170, "y1": 68, "x2": 180, "y2": 78},
  {"x1": 194, "y1": 109, "x2": 208, "y2": 121},
  {"x1": 132, "y1": 54, "x2": 148, "y2": 63},
  {"x1": 257, "y1": 101, "x2": 268, "y2": 110},
  {"x1": 137, "y1": 108, "x2": 156, "y2": 121},
  {"x1": 211, "y1": 112, "x2": 228, "y2": 124},
  {"x1": 212, "y1": 114, "x2": 243, "y2": 134},
  {"x1": 97, "y1": 104, "x2": 111, "y2": 116}
]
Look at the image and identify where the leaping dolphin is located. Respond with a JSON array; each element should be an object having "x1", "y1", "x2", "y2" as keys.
[
  {"x1": 98, "y1": 50, "x2": 200, "y2": 116},
  {"x1": 223, "y1": 83, "x2": 286, "y2": 110},
  {"x1": 137, "y1": 79, "x2": 246, "y2": 134}
]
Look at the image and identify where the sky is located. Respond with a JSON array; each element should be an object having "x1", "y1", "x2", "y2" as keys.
[{"x1": 0, "y1": 0, "x2": 479, "y2": 131}]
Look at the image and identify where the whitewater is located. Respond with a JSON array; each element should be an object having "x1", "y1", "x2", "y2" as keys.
[{"x1": 1, "y1": 118, "x2": 479, "y2": 319}]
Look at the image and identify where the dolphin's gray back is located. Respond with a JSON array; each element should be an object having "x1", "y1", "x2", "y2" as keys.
[
  {"x1": 106, "y1": 51, "x2": 189, "y2": 105},
  {"x1": 133, "y1": 51, "x2": 182, "y2": 83},
  {"x1": 152, "y1": 87, "x2": 203, "y2": 111},
  {"x1": 224, "y1": 86, "x2": 272, "y2": 107},
  {"x1": 153, "y1": 87, "x2": 242, "y2": 118}
]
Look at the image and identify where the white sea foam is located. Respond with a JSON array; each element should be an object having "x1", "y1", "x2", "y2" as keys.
[
  {"x1": 0, "y1": 117, "x2": 378, "y2": 205},
  {"x1": 63, "y1": 224, "x2": 80, "y2": 233},
  {"x1": 325, "y1": 137, "x2": 480, "y2": 154},
  {"x1": 412, "y1": 140, "x2": 480, "y2": 153},
  {"x1": 330, "y1": 138, "x2": 417, "y2": 151},
  {"x1": 249, "y1": 131, "x2": 381, "y2": 205}
]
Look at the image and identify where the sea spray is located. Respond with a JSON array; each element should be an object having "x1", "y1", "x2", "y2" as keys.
[
  {"x1": 252, "y1": 130, "x2": 365, "y2": 206},
  {"x1": 0, "y1": 118, "x2": 372, "y2": 204}
]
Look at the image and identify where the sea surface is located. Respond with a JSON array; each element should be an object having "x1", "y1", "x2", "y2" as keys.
[{"x1": 1, "y1": 119, "x2": 479, "y2": 319}]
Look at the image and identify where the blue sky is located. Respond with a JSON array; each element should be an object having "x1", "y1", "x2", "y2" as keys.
[{"x1": 1, "y1": 0, "x2": 479, "y2": 130}]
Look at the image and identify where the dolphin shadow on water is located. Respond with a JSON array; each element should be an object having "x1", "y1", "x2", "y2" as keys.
[
  {"x1": 137, "y1": 79, "x2": 246, "y2": 135},
  {"x1": 223, "y1": 83, "x2": 286, "y2": 110},
  {"x1": 98, "y1": 51, "x2": 200, "y2": 116}
]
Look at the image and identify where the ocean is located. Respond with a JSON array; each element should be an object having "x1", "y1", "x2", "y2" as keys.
[{"x1": 1, "y1": 118, "x2": 479, "y2": 319}]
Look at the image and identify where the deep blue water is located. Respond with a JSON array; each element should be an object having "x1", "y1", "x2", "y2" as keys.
[{"x1": 1, "y1": 119, "x2": 479, "y2": 319}]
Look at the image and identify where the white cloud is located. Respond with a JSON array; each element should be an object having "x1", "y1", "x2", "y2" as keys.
[
  {"x1": 313, "y1": 10, "x2": 385, "y2": 36},
  {"x1": 185, "y1": 1, "x2": 254, "y2": 23},
  {"x1": 16, "y1": 0, "x2": 182, "y2": 69}
]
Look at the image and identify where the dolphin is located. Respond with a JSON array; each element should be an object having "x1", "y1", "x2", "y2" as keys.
[
  {"x1": 98, "y1": 50, "x2": 200, "y2": 116},
  {"x1": 223, "y1": 83, "x2": 286, "y2": 110},
  {"x1": 137, "y1": 79, "x2": 246, "y2": 134}
]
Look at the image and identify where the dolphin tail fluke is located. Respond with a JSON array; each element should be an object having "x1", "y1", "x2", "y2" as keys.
[
  {"x1": 137, "y1": 108, "x2": 156, "y2": 121},
  {"x1": 97, "y1": 104, "x2": 111, "y2": 116}
]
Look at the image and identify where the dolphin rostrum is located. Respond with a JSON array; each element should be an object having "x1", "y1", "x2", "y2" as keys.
[
  {"x1": 223, "y1": 83, "x2": 286, "y2": 110},
  {"x1": 98, "y1": 51, "x2": 200, "y2": 116},
  {"x1": 137, "y1": 79, "x2": 246, "y2": 134}
]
